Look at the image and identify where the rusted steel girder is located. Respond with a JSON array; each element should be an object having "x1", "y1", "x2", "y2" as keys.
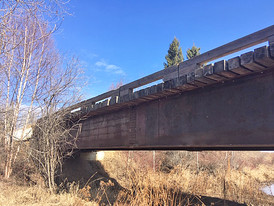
[{"x1": 76, "y1": 69, "x2": 274, "y2": 151}]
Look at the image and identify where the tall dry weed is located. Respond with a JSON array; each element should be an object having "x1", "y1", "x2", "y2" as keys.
[{"x1": 100, "y1": 151, "x2": 274, "y2": 205}]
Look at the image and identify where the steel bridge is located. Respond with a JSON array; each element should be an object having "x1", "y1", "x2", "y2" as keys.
[{"x1": 68, "y1": 25, "x2": 274, "y2": 150}]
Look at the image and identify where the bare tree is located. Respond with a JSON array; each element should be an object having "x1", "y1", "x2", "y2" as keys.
[
  {"x1": 29, "y1": 58, "x2": 83, "y2": 192},
  {"x1": 108, "y1": 79, "x2": 123, "y2": 91},
  {"x1": 0, "y1": 0, "x2": 74, "y2": 179}
]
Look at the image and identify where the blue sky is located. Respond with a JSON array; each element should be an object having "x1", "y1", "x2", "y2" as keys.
[{"x1": 55, "y1": 0, "x2": 274, "y2": 99}]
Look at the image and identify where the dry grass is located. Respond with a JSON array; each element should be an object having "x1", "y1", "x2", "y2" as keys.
[
  {"x1": 0, "y1": 179, "x2": 97, "y2": 206},
  {"x1": 111, "y1": 167, "x2": 273, "y2": 205},
  {"x1": 100, "y1": 151, "x2": 274, "y2": 206},
  {"x1": 242, "y1": 164, "x2": 274, "y2": 183},
  {"x1": 0, "y1": 151, "x2": 273, "y2": 205}
]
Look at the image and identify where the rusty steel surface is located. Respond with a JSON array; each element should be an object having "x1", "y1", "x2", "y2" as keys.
[{"x1": 76, "y1": 69, "x2": 274, "y2": 151}]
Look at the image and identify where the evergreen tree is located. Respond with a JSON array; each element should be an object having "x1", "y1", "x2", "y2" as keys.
[
  {"x1": 164, "y1": 37, "x2": 184, "y2": 68},
  {"x1": 186, "y1": 43, "x2": 201, "y2": 60}
]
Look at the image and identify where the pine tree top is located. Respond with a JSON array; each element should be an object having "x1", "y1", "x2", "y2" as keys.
[
  {"x1": 186, "y1": 43, "x2": 201, "y2": 60},
  {"x1": 164, "y1": 37, "x2": 184, "y2": 68}
]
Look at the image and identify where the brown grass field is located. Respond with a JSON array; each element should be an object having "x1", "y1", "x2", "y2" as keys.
[
  {"x1": 0, "y1": 179, "x2": 96, "y2": 206},
  {"x1": 99, "y1": 151, "x2": 274, "y2": 205},
  {"x1": 0, "y1": 151, "x2": 273, "y2": 205}
]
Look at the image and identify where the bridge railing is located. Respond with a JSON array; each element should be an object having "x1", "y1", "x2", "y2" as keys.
[{"x1": 68, "y1": 25, "x2": 274, "y2": 114}]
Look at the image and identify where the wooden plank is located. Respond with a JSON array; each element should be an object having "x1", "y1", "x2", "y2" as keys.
[
  {"x1": 268, "y1": 35, "x2": 274, "y2": 43},
  {"x1": 119, "y1": 94, "x2": 130, "y2": 103},
  {"x1": 120, "y1": 88, "x2": 133, "y2": 96},
  {"x1": 109, "y1": 96, "x2": 119, "y2": 105},
  {"x1": 176, "y1": 75, "x2": 197, "y2": 91},
  {"x1": 79, "y1": 105, "x2": 89, "y2": 114},
  {"x1": 101, "y1": 99, "x2": 110, "y2": 107},
  {"x1": 142, "y1": 87, "x2": 159, "y2": 100},
  {"x1": 186, "y1": 72, "x2": 207, "y2": 87},
  {"x1": 132, "y1": 88, "x2": 152, "y2": 101},
  {"x1": 120, "y1": 66, "x2": 177, "y2": 91},
  {"x1": 213, "y1": 60, "x2": 239, "y2": 78},
  {"x1": 94, "y1": 102, "x2": 102, "y2": 110},
  {"x1": 148, "y1": 85, "x2": 168, "y2": 98},
  {"x1": 139, "y1": 85, "x2": 162, "y2": 99},
  {"x1": 67, "y1": 89, "x2": 119, "y2": 113},
  {"x1": 88, "y1": 105, "x2": 95, "y2": 112},
  {"x1": 153, "y1": 83, "x2": 172, "y2": 96},
  {"x1": 254, "y1": 46, "x2": 274, "y2": 67},
  {"x1": 270, "y1": 42, "x2": 274, "y2": 59},
  {"x1": 202, "y1": 64, "x2": 227, "y2": 81},
  {"x1": 163, "y1": 78, "x2": 181, "y2": 93},
  {"x1": 148, "y1": 85, "x2": 157, "y2": 95},
  {"x1": 156, "y1": 83, "x2": 164, "y2": 93},
  {"x1": 87, "y1": 104, "x2": 94, "y2": 112},
  {"x1": 83, "y1": 90, "x2": 117, "y2": 105},
  {"x1": 134, "y1": 85, "x2": 163, "y2": 99},
  {"x1": 179, "y1": 25, "x2": 274, "y2": 69},
  {"x1": 140, "y1": 83, "x2": 166, "y2": 97},
  {"x1": 136, "y1": 88, "x2": 148, "y2": 99},
  {"x1": 163, "y1": 65, "x2": 178, "y2": 82},
  {"x1": 163, "y1": 71, "x2": 178, "y2": 82},
  {"x1": 194, "y1": 68, "x2": 217, "y2": 84},
  {"x1": 240, "y1": 51, "x2": 266, "y2": 72},
  {"x1": 178, "y1": 64, "x2": 197, "y2": 76},
  {"x1": 227, "y1": 57, "x2": 252, "y2": 75}
]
